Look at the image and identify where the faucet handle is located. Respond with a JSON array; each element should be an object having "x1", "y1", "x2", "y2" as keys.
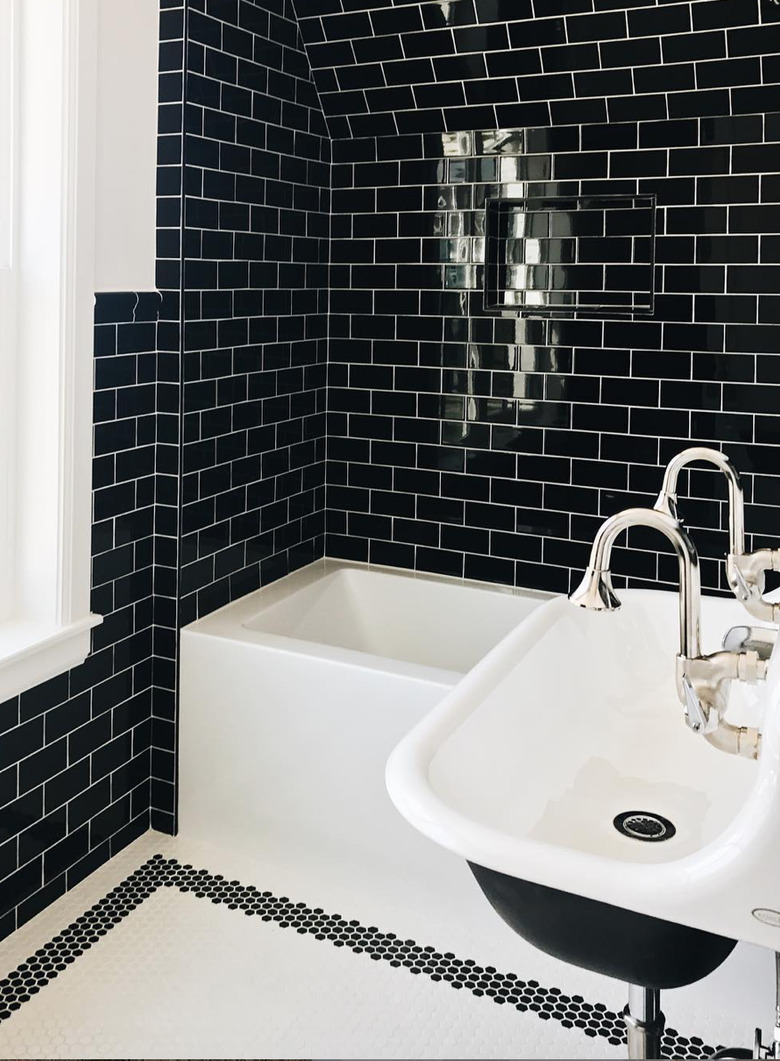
[
  {"x1": 730, "y1": 560, "x2": 752, "y2": 600},
  {"x1": 680, "y1": 673, "x2": 711, "y2": 734},
  {"x1": 722, "y1": 624, "x2": 777, "y2": 661},
  {"x1": 728, "y1": 550, "x2": 780, "y2": 624}
]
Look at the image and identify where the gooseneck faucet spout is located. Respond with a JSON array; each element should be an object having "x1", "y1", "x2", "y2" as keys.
[
  {"x1": 654, "y1": 446, "x2": 780, "y2": 622},
  {"x1": 655, "y1": 446, "x2": 745, "y2": 555},
  {"x1": 570, "y1": 507, "x2": 701, "y2": 659}
]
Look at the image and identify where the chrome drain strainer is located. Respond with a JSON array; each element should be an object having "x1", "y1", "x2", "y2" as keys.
[{"x1": 613, "y1": 810, "x2": 676, "y2": 842}]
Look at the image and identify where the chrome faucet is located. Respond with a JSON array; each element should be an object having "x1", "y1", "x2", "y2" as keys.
[
  {"x1": 570, "y1": 507, "x2": 765, "y2": 759},
  {"x1": 654, "y1": 446, "x2": 780, "y2": 624}
]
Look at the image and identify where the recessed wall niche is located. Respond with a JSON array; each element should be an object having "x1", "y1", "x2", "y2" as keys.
[{"x1": 485, "y1": 195, "x2": 656, "y2": 317}]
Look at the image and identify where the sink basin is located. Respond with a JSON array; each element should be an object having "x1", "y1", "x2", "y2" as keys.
[{"x1": 386, "y1": 588, "x2": 780, "y2": 952}]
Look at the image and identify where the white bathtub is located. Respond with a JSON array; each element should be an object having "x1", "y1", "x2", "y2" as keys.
[{"x1": 179, "y1": 559, "x2": 547, "y2": 925}]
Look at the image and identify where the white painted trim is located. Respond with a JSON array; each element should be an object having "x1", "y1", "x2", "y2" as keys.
[
  {"x1": 0, "y1": 0, "x2": 14, "y2": 271},
  {"x1": 94, "y1": 0, "x2": 158, "y2": 291},
  {"x1": 58, "y1": 0, "x2": 98, "y2": 626},
  {"x1": 0, "y1": 0, "x2": 18, "y2": 623},
  {"x1": 0, "y1": 0, "x2": 102, "y2": 702},
  {"x1": 0, "y1": 615, "x2": 102, "y2": 703}
]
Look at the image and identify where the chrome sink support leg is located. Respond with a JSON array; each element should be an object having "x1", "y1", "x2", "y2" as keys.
[
  {"x1": 624, "y1": 985, "x2": 665, "y2": 1060},
  {"x1": 751, "y1": 953, "x2": 780, "y2": 1058}
]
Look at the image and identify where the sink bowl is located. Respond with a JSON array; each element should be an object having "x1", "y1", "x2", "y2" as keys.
[{"x1": 386, "y1": 588, "x2": 780, "y2": 953}]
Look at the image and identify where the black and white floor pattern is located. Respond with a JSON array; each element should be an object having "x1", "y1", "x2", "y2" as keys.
[{"x1": 0, "y1": 835, "x2": 725, "y2": 1060}]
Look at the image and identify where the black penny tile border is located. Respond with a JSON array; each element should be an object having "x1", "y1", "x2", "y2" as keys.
[{"x1": 0, "y1": 854, "x2": 721, "y2": 1058}]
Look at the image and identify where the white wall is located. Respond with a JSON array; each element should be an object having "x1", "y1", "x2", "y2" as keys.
[{"x1": 94, "y1": 0, "x2": 159, "y2": 292}]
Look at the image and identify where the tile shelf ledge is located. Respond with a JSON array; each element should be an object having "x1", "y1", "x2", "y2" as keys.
[{"x1": 0, "y1": 613, "x2": 102, "y2": 704}]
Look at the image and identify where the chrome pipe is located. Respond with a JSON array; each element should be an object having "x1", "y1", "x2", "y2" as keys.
[{"x1": 624, "y1": 985, "x2": 665, "y2": 1060}]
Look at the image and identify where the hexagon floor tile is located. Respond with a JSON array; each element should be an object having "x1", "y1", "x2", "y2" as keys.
[{"x1": 0, "y1": 832, "x2": 770, "y2": 1059}]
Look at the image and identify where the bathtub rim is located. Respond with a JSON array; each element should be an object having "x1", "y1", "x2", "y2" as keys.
[{"x1": 180, "y1": 558, "x2": 553, "y2": 686}]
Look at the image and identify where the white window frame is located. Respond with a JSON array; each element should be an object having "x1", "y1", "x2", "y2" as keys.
[{"x1": 0, "y1": 0, "x2": 102, "y2": 703}]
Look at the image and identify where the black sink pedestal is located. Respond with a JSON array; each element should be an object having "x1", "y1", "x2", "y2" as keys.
[{"x1": 468, "y1": 862, "x2": 739, "y2": 1060}]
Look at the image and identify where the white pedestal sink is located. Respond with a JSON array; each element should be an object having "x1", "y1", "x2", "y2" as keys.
[{"x1": 386, "y1": 587, "x2": 780, "y2": 953}]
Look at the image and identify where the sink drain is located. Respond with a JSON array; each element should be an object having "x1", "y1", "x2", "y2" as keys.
[{"x1": 614, "y1": 811, "x2": 676, "y2": 842}]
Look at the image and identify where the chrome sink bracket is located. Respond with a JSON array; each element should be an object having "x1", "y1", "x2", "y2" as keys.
[
  {"x1": 623, "y1": 984, "x2": 665, "y2": 1060},
  {"x1": 654, "y1": 447, "x2": 780, "y2": 624},
  {"x1": 570, "y1": 506, "x2": 767, "y2": 759}
]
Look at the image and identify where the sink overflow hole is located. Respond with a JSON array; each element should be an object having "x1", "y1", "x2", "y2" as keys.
[{"x1": 613, "y1": 811, "x2": 676, "y2": 842}]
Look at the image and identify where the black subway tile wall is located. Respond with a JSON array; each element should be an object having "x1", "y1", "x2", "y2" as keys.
[
  {"x1": 178, "y1": 0, "x2": 329, "y2": 628},
  {"x1": 152, "y1": 0, "x2": 331, "y2": 834},
  {"x1": 0, "y1": 294, "x2": 159, "y2": 941},
  {"x1": 150, "y1": 0, "x2": 186, "y2": 836},
  {"x1": 293, "y1": 0, "x2": 780, "y2": 596}
]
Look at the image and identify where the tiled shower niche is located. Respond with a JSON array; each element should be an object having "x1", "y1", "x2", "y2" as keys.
[{"x1": 484, "y1": 193, "x2": 656, "y2": 315}]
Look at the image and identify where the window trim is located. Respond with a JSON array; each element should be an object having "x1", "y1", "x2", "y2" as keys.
[{"x1": 0, "y1": 0, "x2": 102, "y2": 703}]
